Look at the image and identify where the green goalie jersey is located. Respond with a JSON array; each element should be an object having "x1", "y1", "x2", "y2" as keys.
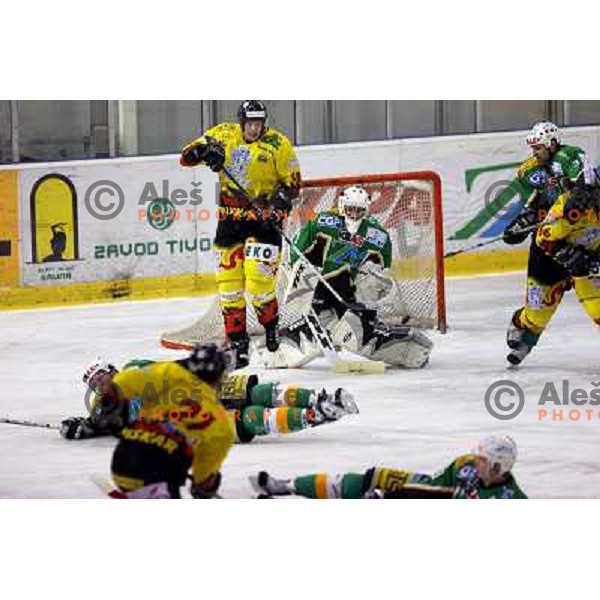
[{"x1": 291, "y1": 209, "x2": 393, "y2": 278}]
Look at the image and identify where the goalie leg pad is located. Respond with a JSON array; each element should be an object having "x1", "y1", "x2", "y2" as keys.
[
  {"x1": 250, "y1": 318, "x2": 323, "y2": 369},
  {"x1": 329, "y1": 310, "x2": 433, "y2": 368}
]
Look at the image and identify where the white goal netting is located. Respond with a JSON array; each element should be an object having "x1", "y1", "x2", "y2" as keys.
[{"x1": 161, "y1": 172, "x2": 446, "y2": 349}]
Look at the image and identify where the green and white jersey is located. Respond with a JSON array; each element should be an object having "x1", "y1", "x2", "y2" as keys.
[
  {"x1": 292, "y1": 209, "x2": 392, "y2": 279},
  {"x1": 548, "y1": 144, "x2": 598, "y2": 187},
  {"x1": 425, "y1": 454, "x2": 528, "y2": 499}
]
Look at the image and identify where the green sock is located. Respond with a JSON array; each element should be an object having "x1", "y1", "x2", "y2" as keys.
[{"x1": 293, "y1": 473, "x2": 366, "y2": 498}]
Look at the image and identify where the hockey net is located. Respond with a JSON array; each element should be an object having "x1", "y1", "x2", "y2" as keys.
[{"x1": 160, "y1": 172, "x2": 446, "y2": 350}]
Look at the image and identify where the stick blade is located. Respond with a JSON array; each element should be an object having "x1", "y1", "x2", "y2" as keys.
[{"x1": 333, "y1": 360, "x2": 386, "y2": 374}]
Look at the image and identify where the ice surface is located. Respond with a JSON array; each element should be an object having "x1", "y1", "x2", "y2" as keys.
[{"x1": 1, "y1": 272, "x2": 599, "y2": 498}]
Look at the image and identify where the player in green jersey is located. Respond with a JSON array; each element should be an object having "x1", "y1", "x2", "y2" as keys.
[
  {"x1": 59, "y1": 356, "x2": 358, "y2": 441},
  {"x1": 251, "y1": 435, "x2": 527, "y2": 499},
  {"x1": 292, "y1": 185, "x2": 393, "y2": 318},
  {"x1": 503, "y1": 121, "x2": 600, "y2": 365},
  {"x1": 268, "y1": 186, "x2": 433, "y2": 369}
]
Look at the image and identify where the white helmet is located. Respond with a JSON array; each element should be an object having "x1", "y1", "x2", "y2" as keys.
[
  {"x1": 82, "y1": 359, "x2": 118, "y2": 392},
  {"x1": 473, "y1": 435, "x2": 517, "y2": 477},
  {"x1": 526, "y1": 121, "x2": 561, "y2": 148},
  {"x1": 338, "y1": 186, "x2": 370, "y2": 232}
]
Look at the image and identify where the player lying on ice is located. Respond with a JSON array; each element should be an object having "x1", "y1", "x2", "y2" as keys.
[
  {"x1": 60, "y1": 353, "x2": 358, "y2": 444},
  {"x1": 254, "y1": 185, "x2": 434, "y2": 370},
  {"x1": 251, "y1": 435, "x2": 527, "y2": 499}
]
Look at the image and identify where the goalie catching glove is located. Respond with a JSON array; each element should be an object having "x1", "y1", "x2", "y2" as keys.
[
  {"x1": 180, "y1": 136, "x2": 225, "y2": 172},
  {"x1": 271, "y1": 185, "x2": 295, "y2": 212}
]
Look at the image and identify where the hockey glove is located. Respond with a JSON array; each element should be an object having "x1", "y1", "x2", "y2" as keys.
[
  {"x1": 503, "y1": 206, "x2": 538, "y2": 245},
  {"x1": 202, "y1": 137, "x2": 225, "y2": 172},
  {"x1": 180, "y1": 137, "x2": 225, "y2": 172},
  {"x1": 190, "y1": 472, "x2": 222, "y2": 499},
  {"x1": 180, "y1": 142, "x2": 206, "y2": 167},
  {"x1": 553, "y1": 244, "x2": 600, "y2": 277},
  {"x1": 60, "y1": 417, "x2": 97, "y2": 440},
  {"x1": 271, "y1": 186, "x2": 294, "y2": 213},
  {"x1": 564, "y1": 186, "x2": 594, "y2": 223}
]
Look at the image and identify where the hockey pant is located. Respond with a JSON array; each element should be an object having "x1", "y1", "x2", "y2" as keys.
[
  {"x1": 514, "y1": 243, "x2": 600, "y2": 337},
  {"x1": 215, "y1": 238, "x2": 281, "y2": 340},
  {"x1": 111, "y1": 422, "x2": 192, "y2": 498}
]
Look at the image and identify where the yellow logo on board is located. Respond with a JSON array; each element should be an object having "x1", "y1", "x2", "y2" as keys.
[{"x1": 30, "y1": 174, "x2": 80, "y2": 263}]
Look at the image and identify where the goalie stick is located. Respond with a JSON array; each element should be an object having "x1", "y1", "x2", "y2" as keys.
[{"x1": 221, "y1": 166, "x2": 385, "y2": 374}]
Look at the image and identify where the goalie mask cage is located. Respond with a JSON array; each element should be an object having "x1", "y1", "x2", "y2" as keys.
[{"x1": 160, "y1": 171, "x2": 446, "y2": 350}]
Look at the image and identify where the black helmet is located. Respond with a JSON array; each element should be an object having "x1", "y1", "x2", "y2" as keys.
[
  {"x1": 238, "y1": 100, "x2": 267, "y2": 128},
  {"x1": 186, "y1": 343, "x2": 232, "y2": 384}
]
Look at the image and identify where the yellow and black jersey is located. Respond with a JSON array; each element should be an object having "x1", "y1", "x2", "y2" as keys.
[
  {"x1": 182, "y1": 122, "x2": 301, "y2": 203},
  {"x1": 111, "y1": 361, "x2": 235, "y2": 485}
]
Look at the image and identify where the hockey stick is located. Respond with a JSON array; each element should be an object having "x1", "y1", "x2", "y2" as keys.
[
  {"x1": 220, "y1": 167, "x2": 385, "y2": 373},
  {"x1": 0, "y1": 417, "x2": 60, "y2": 430},
  {"x1": 221, "y1": 167, "x2": 355, "y2": 309},
  {"x1": 444, "y1": 223, "x2": 539, "y2": 259}
]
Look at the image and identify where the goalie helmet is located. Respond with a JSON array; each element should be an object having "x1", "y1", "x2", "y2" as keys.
[
  {"x1": 473, "y1": 435, "x2": 517, "y2": 478},
  {"x1": 186, "y1": 343, "x2": 232, "y2": 385},
  {"x1": 339, "y1": 185, "x2": 370, "y2": 233},
  {"x1": 527, "y1": 121, "x2": 561, "y2": 148},
  {"x1": 82, "y1": 359, "x2": 119, "y2": 393}
]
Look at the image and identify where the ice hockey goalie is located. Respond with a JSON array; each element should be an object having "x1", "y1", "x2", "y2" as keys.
[{"x1": 253, "y1": 185, "x2": 433, "y2": 369}]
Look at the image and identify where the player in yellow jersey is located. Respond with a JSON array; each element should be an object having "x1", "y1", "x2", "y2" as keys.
[
  {"x1": 89, "y1": 345, "x2": 235, "y2": 498},
  {"x1": 534, "y1": 190, "x2": 600, "y2": 328},
  {"x1": 179, "y1": 101, "x2": 302, "y2": 368},
  {"x1": 503, "y1": 122, "x2": 600, "y2": 365}
]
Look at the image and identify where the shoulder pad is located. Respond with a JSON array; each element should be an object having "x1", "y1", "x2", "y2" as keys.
[
  {"x1": 322, "y1": 208, "x2": 341, "y2": 216},
  {"x1": 260, "y1": 128, "x2": 290, "y2": 148},
  {"x1": 454, "y1": 454, "x2": 476, "y2": 468},
  {"x1": 364, "y1": 215, "x2": 384, "y2": 228},
  {"x1": 517, "y1": 157, "x2": 541, "y2": 179},
  {"x1": 207, "y1": 122, "x2": 240, "y2": 140}
]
